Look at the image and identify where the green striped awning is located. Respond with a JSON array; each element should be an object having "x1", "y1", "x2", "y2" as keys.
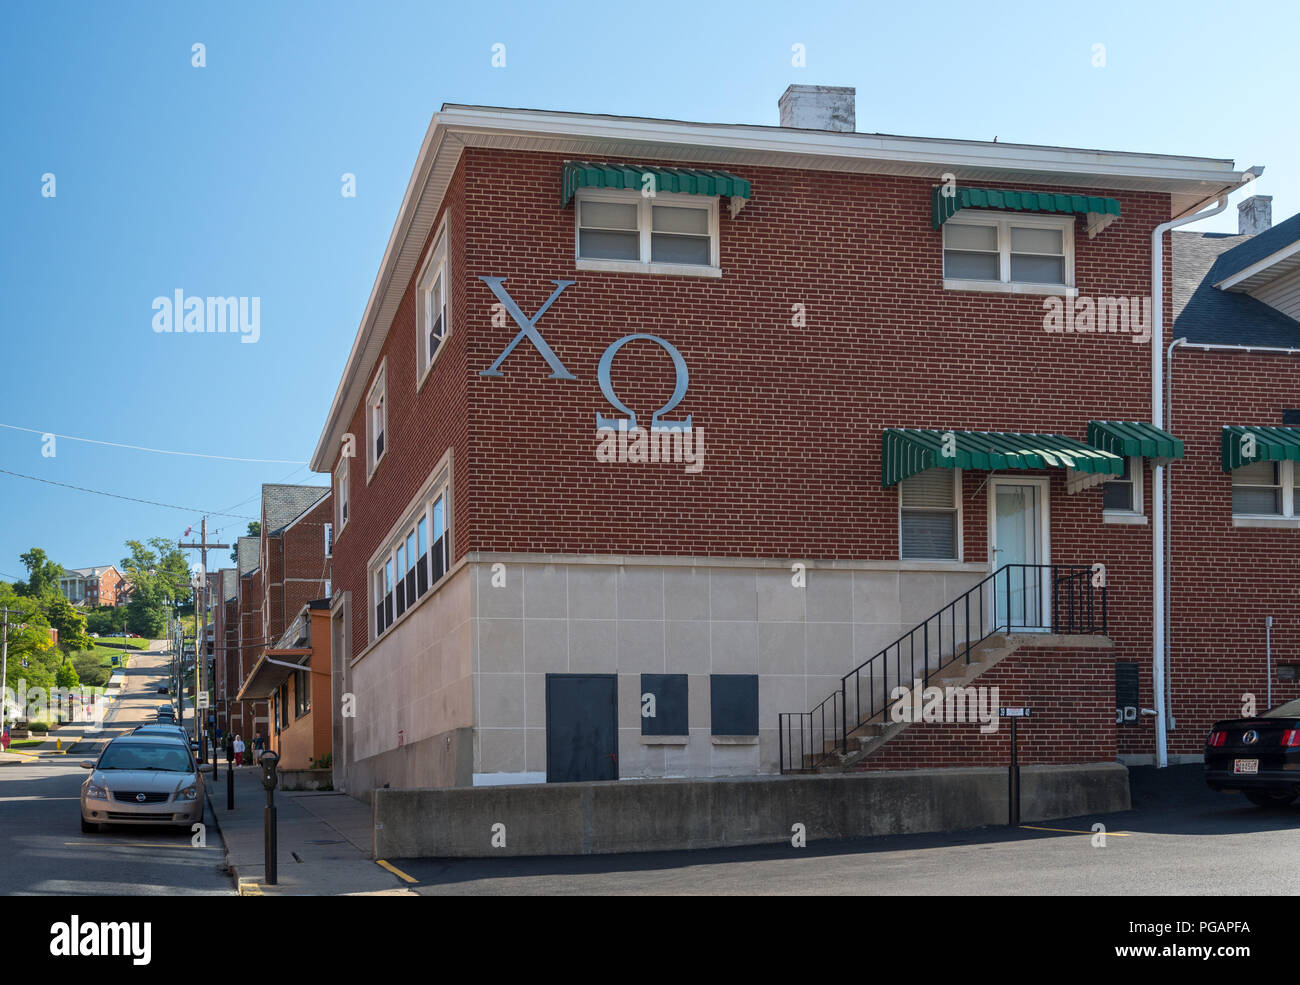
[
  {"x1": 1221, "y1": 426, "x2": 1300, "y2": 472},
  {"x1": 1088, "y1": 421, "x2": 1185, "y2": 460},
  {"x1": 882, "y1": 429, "x2": 1125, "y2": 488},
  {"x1": 562, "y1": 161, "x2": 751, "y2": 209},
  {"x1": 932, "y1": 186, "x2": 1122, "y2": 235}
]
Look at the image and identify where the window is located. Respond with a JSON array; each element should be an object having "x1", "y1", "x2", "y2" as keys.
[
  {"x1": 295, "y1": 667, "x2": 311, "y2": 717},
  {"x1": 943, "y1": 213, "x2": 1074, "y2": 293},
  {"x1": 1102, "y1": 457, "x2": 1143, "y2": 515},
  {"x1": 640, "y1": 674, "x2": 688, "y2": 736},
  {"x1": 367, "y1": 364, "x2": 387, "y2": 478},
  {"x1": 324, "y1": 522, "x2": 333, "y2": 558},
  {"x1": 574, "y1": 189, "x2": 720, "y2": 276},
  {"x1": 335, "y1": 458, "x2": 350, "y2": 531},
  {"x1": 899, "y1": 468, "x2": 961, "y2": 560},
  {"x1": 372, "y1": 483, "x2": 451, "y2": 640},
  {"x1": 416, "y1": 223, "x2": 449, "y2": 384},
  {"x1": 710, "y1": 674, "x2": 758, "y2": 736},
  {"x1": 1233, "y1": 461, "x2": 1286, "y2": 516}
]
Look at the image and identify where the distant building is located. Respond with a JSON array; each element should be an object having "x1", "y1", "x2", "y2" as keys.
[{"x1": 58, "y1": 565, "x2": 128, "y2": 607}]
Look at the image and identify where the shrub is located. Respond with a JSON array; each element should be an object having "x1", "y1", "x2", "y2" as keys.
[{"x1": 28, "y1": 721, "x2": 49, "y2": 733}]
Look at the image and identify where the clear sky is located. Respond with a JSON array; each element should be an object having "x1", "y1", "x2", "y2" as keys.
[{"x1": 0, "y1": 0, "x2": 1294, "y2": 580}]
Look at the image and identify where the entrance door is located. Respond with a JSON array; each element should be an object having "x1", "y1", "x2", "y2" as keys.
[
  {"x1": 988, "y1": 477, "x2": 1050, "y2": 630},
  {"x1": 545, "y1": 674, "x2": 618, "y2": 783}
]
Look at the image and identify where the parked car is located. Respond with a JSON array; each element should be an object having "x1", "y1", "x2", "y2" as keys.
[
  {"x1": 133, "y1": 724, "x2": 188, "y2": 738},
  {"x1": 79, "y1": 734, "x2": 212, "y2": 832},
  {"x1": 156, "y1": 684, "x2": 169, "y2": 695},
  {"x1": 1205, "y1": 698, "x2": 1300, "y2": 806}
]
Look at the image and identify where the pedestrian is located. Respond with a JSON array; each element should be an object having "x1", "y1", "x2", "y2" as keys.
[
  {"x1": 254, "y1": 734, "x2": 264, "y2": 758},
  {"x1": 233, "y1": 733, "x2": 245, "y2": 766}
]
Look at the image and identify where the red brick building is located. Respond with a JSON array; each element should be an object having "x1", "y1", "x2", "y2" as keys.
[
  {"x1": 309, "y1": 87, "x2": 1259, "y2": 793},
  {"x1": 59, "y1": 565, "x2": 128, "y2": 607},
  {"x1": 230, "y1": 484, "x2": 332, "y2": 758}
]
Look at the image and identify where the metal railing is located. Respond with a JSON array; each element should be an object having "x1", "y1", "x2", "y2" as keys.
[{"x1": 778, "y1": 564, "x2": 1107, "y2": 773}]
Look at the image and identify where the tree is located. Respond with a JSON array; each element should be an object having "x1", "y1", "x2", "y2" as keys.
[
  {"x1": 55, "y1": 660, "x2": 80, "y2": 689},
  {"x1": 0, "y1": 582, "x2": 57, "y2": 722},
  {"x1": 43, "y1": 593, "x2": 92, "y2": 652},
  {"x1": 15, "y1": 548, "x2": 64, "y2": 599}
]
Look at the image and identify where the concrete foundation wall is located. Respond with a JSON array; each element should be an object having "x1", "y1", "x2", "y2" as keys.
[
  {"x1": 349, "y1": 724, "x2": 474, "y2": 795},
  {"x1": 470, "y1": 556, "x2": 986, "y2": 779},
  {"x1": 373, "y1": 762, "x2": 1129, "y2": 857}
]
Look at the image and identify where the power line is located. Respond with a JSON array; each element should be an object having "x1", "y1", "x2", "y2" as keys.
[
  {"x1": 0, "y1": 423, "x2": 307, "y2": 465},
  {"x1": 0, "y1": 469, "x2": 257, "y2": 520}
]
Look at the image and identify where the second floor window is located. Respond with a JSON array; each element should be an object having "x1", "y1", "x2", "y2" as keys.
[
  {"x1": 417, "y1": 223, "x2": 449, "y2": 384},
  {"x1": 943, "y1": 213, "x2": 1073, "y2": 292},
  {"x1": 575, "y1": 189, "x2": 719, "y2": 275},
  {"x1": 367, "y1": 365, "x2": 387, "y2": 477},
  {"x1": 335, "y1": 458, "x2": 350, "y2": 531}
]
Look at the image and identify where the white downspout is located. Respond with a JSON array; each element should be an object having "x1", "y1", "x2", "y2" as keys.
[{"x1": 1150, "y1": 168, "x2": 1261, "y2": 768}]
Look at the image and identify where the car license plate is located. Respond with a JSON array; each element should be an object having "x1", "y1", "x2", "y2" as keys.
[{"x1": 1234, "y1": 759, "x2": 1259, "y2": 774}]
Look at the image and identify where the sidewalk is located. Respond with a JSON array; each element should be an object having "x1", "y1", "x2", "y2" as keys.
[{"x1": 205, "y1": 764, "x2": 415, "y2": 896}]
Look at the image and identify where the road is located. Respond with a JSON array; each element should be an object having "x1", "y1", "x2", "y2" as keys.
[
  {"x1": 395, "y1": 766, "x2": 1300, "y2": 896},
  {"x1": 0, "y1": 643, "x2": 234, "y2": 896}
]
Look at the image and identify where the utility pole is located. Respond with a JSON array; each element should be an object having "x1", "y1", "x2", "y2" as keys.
[
  {"x1": 179, "y1": 517, "x2": 229, "y2": 763},
  {"x1": 0, "y1": 607, "x2": 23, "y2": 730}
]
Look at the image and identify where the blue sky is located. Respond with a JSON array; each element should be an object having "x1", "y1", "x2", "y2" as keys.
[{"x1": 0, "y1": 0, "x2": 1294, "y2": 581}]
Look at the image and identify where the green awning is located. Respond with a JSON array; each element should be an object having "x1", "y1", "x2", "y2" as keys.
[
  {"x1": 882, "y1": 429, "x2": 1125, "y2": 488},
  {"x1": 1088, "y1": 421, "x2": 1185, "y2": 460},
  {"x1": 1221, "y1": 426, "x2": 1300, "y2": 472},
  {"x1": 932, "y1": 185, "x2": 1122, "y2": 236},
  {"x1": 562, "y1": 161, "x2": 751, "y2": 209}
]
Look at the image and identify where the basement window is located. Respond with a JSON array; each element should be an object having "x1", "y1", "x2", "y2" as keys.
[
  {"x1": 899, "y1": 468, "x2": 961, "y2": 560},
  {"x1": 943, "y1": 212, "x2": 1074, "y2": 295},
  {"x1": 574, "y1": 189, "x2": 720, "y2": 278}
]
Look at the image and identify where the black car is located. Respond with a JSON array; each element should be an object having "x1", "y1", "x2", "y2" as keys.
[{"x1": 1205, "y1": 698, "x2": 1300, "y2": 806}]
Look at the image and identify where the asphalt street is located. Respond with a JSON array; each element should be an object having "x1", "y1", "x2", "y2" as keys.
[{"x1": 0, "y1": 644, "x2": 233, "y2": 896}]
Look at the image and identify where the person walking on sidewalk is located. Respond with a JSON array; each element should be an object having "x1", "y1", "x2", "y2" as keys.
[{"x1": 233, "y1": 733, "x2": 245, "y2": 766}]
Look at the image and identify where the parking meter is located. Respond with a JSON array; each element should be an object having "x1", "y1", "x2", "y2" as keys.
[
  {"x1": 259, "y1": 749, "x2": 280, "y2": 790},
  {"x1": 259, "y1": 750, "x2": 281, "y2": 885}
]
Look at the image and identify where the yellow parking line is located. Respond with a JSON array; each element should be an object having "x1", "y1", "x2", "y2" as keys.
[
  {"x1": 238, "y1": 882, "x2": 263, "y2": 896},
  {"x1": 376, "y1": 859, "x2": 417, "y2": 884},
  {"x1": 1020, "y1": 825, "x2": 1132, "y2": 836}
]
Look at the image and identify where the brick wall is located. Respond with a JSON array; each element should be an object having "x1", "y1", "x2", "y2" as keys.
[
  {"x1": 854, "y1": 646, "x2": 1118, "y2": 769},
  {"x1": 1157, "y1": 348, "x2": 1300, "y2": 755}
]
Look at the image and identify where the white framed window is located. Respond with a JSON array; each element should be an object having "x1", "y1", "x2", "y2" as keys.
[
  {"x1": 416, "y1": 220, "x2": 450, "y2": 387},
  {"x1": 324, "y1": 522, "x2": 333, "y2": 558},
  {"x1": 371, "y1": 482, "x2": 451, "y2": 640},
  {"x1": 1233, "y1": 460, "x2": 1290, "y2": 517},
  {"x1": 899, "y1": 468, "x2": 962, "y2": 560},
  {"x1": 366, "y1": 362, "x2": 387, "y2": 480},
  {"x1": 942, "y1": 212, "x2": 1075, "y2": 295},
  {"x1": 1102, "y1": 457, "x2": 1144, "y2": 519},
  {"x1": 335, "y1": 456, "x2": 350, "y2": 532},
  {"x1": 574, "y1": 188, "x2": 721, "y2": 278}
]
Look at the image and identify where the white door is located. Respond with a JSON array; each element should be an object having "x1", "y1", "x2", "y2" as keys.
[{"x1": 988, "y1": 477, "x2": 1050, "y2": 630}]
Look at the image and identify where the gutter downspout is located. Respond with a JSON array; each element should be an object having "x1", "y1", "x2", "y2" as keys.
[
  {"x1": 1150, "y1": 167, "x2": 1262, "y2": 768},
  {"x1": 1164, "y1": 335, "x2": 1187, "y2": 735}
]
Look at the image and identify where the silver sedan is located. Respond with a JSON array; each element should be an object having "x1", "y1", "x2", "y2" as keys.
[{"x1": 80, "y1": 734, "x2": 213, "y2": 833}]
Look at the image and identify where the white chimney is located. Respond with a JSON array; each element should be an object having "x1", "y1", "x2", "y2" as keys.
[
  {"x1": 779, "y1": 85, "x2": 855, "y2": 132},
  {"x1": 1238, "y1": 195, "x2": 1273, "y2": 236}
]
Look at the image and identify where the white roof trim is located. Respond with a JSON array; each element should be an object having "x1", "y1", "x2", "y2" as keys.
[
  {"x1": 1215, "y1": 239, "x2": 1300, "y2": 292},
  {"x1": 309, "y1": 103, "x2": 1244, "y2": 471}
]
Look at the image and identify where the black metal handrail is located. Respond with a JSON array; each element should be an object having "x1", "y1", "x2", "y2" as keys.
[{"x1": 778, "y1": 564, "x2": 1107, "y2": 773}]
